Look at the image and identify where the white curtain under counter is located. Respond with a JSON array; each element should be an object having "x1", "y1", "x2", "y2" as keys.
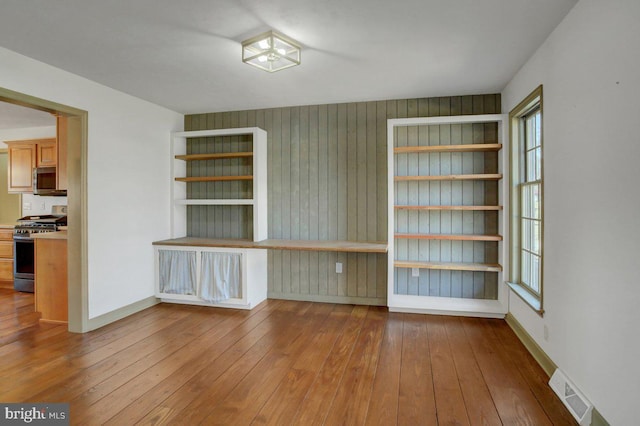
[{"x1": 154, "y1": 244, "x2": 267, "y2": 310}]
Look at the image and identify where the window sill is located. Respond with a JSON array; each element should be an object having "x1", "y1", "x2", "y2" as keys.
[{"x1": 507, "y1": 282, "x2": 544, "y2": 316}]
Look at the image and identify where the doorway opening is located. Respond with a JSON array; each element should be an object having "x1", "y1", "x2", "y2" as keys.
[{"x1": 0, "y1": 87, "x2": 88, "y2": 332}]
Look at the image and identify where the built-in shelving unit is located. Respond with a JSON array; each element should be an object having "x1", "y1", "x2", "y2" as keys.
[
  {"x1": 387, "y1": 114, "x2": 508, "y2": 318},
  {"x1": 155, "y1": 127, "x2": 269, "y2": 310},
  {"x1": 170, "y1": 127, "x2": 268, "y2": 240}
]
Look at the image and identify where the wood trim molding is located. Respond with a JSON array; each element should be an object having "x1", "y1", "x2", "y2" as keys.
[
  {"x1": 505, "y1": 313, "x2": 610, "y2": 425},
  {"x1": 504, "y1": 313, "x2": 556, "y2": 376},
  {"x1": 267, "y1": 292, "x2": 386, "y2": 307},
  {"x1": 86, "y1": 296, "x2": 160, "y2": 331}
]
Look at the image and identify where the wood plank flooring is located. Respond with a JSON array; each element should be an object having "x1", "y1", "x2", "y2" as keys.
[{"x1": 0, "y1": 288, "x2": 576, "y2": 425}]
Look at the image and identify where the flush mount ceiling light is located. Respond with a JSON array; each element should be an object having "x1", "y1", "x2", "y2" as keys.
[{"x1": 242, "y1": 30, "x2": 301, "y2": 73}]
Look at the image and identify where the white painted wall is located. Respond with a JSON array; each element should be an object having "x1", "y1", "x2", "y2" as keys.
[
  {"x1": 0, "y1": 47, "x2": 183, "y2": 319},
  {"x1": 502, "y1": 1, "x2": 640, "y2": 424}
]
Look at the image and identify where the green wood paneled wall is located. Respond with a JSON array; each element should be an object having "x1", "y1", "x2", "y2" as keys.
[{"x1": 185, "y1": 94, "x2": 501, "y2": 305}]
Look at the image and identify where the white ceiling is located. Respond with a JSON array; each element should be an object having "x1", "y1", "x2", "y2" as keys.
[
  {"x1": 0, "y1": 101, "x2": 55, "y2": 129},
  {"x1": 0, "y1": 0, "x2": 577, "y2": 115}
]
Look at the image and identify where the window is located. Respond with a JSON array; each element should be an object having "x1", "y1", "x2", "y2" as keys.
[{"x1": 509, "y1": 86, "x2": 544, "y2": 314}]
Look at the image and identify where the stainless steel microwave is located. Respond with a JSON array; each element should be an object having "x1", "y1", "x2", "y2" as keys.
[{"x1": 33, "y1": 166, "x2": 67, "y2": 196}]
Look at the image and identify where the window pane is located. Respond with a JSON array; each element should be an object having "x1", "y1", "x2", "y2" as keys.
[
  {"x1": 526, "y1": 115, "x2": 536, "y2": 150},
  {"x1": 527, "y1": 150, "x2": 537, "y2": 181},
  {"x1": 532, "y1": 220, "x2": 540, "y2": 254},
  {"x1": 535, "y1": 112, "x2": 541, "y2": 147},
  {"x1": 521, "y1": 185, "x2": 530, "y2": 218},
  {"x1": 522, "y1": 219, "x2": 531, "y2": 250},
  {"x1": 535, "y1": 147, "x2": 542, "y2": 180},
  {"x1": 521, "y1": 184, "x2": 540, "y2": 219},
  {"x1": 526, "y1": 110, "x2": 541, "y2": 150},
  {"x1": 532, "y1": 183, "x2": 541, "y2": 219},
  {"x1": 531, "y1": 255, "x2": 540, "y2": 293},
  {"x1": 521, "y1": 251, "x2": 530, "y2": 286}
]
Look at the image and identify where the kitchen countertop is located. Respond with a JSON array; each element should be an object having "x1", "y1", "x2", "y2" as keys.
[
  {"x1": 31, "y1": 230, "x2": 68, "y2": 240},
  {"x1": 0, "y1": 224, "x2": 16, "y2": 229}
]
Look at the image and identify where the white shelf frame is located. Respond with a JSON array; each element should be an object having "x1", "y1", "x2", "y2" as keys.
[
  {"x1": 387, "y1": 114, "x2": 509, "y2": 318},
  {"x1": 170, "y1": 127, "x2": 268, "y2": 241}
]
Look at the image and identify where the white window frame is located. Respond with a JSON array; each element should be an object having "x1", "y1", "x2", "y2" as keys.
[{"x1": 508, "y1": 86, "x2": 544, "y2": 315}]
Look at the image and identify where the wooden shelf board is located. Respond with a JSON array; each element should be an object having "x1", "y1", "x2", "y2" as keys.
[
  {"x1": 395, "y1": 261, "x2": 502, "y2": 272},
  {"x1": 176, "y1": 199, "x2": 254, "y2": 206},
  {"x1": 395, "y1": 205, "x2": 503, "y2": 211},
  {"x1": 175, "y1": 175, "x2": 253, "y2": 182},
  {"x1": 395, "y1": 233, "x2": 503, "y2": 241},
  {"x1": 175, "y1": 152, "x2": 253, "y2": 161},
  {"x1": 258, "y1": 239, "x2": 387, "y2": 253},
  {"x1": 394, "y1": 143, "x2": 502, "y2": 154},
  {"x1": 395, "y1": 174, "x2": 502, "y2": 181}
]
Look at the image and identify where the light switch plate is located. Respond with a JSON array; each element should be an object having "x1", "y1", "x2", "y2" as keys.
[{"x1": 336, "y1": 262, "x2": 343, "y2": 274}]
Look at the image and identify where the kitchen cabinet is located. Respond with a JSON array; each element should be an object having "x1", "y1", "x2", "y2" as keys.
[
  {"x1": 0, "y1": 227, "x2": 13, "y2": 288},
  {"x1": 5, "y1": 138, "x2": 57, "y2": 193},
  {"x1": 37, "y1": 139, "x2": 57, "y2": 167},
  {"x1": 33, "y1": 232, "x2": 67, "y2": 324},
  {"x1": 6, "y1": 141, "x2": 36, "y2": 192}
]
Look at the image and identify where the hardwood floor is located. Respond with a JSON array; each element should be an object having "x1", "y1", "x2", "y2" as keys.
[{"x1": 0, "y1": 288, "x2": 576, "y2": 425}]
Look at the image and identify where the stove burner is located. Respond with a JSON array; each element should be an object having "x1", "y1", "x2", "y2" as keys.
[{"x1": 14, "y1": 215, "x2": 67, "y2": 239}]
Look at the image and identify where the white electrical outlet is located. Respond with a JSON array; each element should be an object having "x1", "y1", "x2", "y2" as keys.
[
  {"x1": 40, "y1": 202, "x2": 46, "y2": 210},
  {"x1": 335, "y1": 262, "x2": 343, "y2": 274},
  {"x1": 412, "y1": 268, "x2": 420, "y2": 277},
  {"x1": 23, "y1": 202, "x2": 32, "y2": 210}
]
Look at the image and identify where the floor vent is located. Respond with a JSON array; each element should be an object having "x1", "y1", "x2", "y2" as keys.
[{"x1": 549, "y1": 369, "x2": 593, "y2": 425}]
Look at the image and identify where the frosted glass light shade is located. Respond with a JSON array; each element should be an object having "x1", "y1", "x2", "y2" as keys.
[{"x1": 242, "y1": 30, "x2": 301, "y2": 73}]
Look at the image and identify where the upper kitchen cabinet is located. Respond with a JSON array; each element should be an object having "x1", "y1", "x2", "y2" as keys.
[
  {"x1": 37, "y1": 139, "x2": 56, "y2": 167},
  {"x1": 6, "y1": 141, "x2": 37, "y2": 192},
  {"x1": 5, "y1": 137, "x2": 56, "y2": 193}
]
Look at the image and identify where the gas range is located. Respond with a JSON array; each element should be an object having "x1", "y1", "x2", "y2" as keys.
[
  {"x1": 14, "y1": 215, "x2": 67, "y2": 239},
  {"x1": 12, "y1": 205, "x2": 68, "y2": 293}
]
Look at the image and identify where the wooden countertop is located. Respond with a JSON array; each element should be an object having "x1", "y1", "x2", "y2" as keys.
[
  {"x1": 153, "y1": 237, "x2": 257, "y2": 249},
  {"x1": 31, "y1": 230, "x2": 68, "y2": 240},
  {"x1": 153, "y1": 237, "x2": 388, "y2": 253}
]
